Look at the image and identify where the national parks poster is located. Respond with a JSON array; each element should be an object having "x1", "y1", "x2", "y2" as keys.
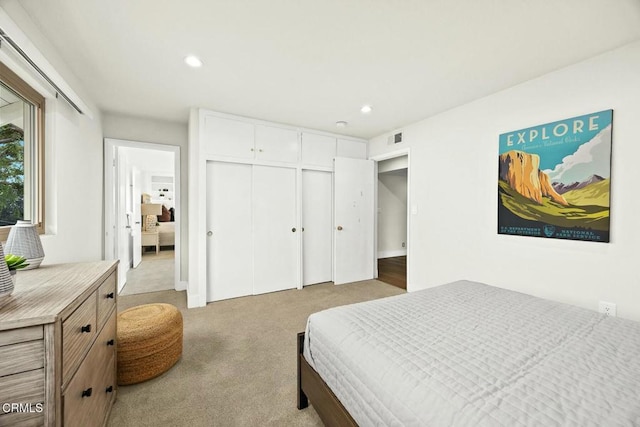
[{"x1": 498, "y1": 110, "x2": 612, "y2": 242}]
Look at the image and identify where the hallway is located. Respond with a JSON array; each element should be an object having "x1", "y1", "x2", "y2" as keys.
[{"x1": 120, "y1": 249, "x2": 175, "y2": 295}]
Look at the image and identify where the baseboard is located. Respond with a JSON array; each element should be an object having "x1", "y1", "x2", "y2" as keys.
[
  {"x1": 176, "y1": 280, "x2": 187, "y2": 291},
  {"x1": 377, "y1": 249, "x2": 407, "y2": 259}
]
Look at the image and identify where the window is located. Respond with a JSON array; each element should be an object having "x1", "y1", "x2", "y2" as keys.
[{"x1": 0, "y1": 61, "x2": 45, "y2": 241}]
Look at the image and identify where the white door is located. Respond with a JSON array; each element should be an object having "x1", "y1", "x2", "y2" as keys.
[
  {"x1": 206, "y1": 162, "x2": 254, "y2": 301},
  {"x1": 202, "y1": 115, "x2": 255, "y2": 159},
  {"x1": 131, "y1": 168, "x2": 142, "y2": 268},
  {"x1": 254, "y1": 125, "x2": 300, "y2": 163},
  {"x1": 116, "y1": 151, "x2": 130, "y2": 290},
  {"x1": 253, "y1": 165, "x2": 298, "y2": 294},
  {"x1": 334, "y1": 157, "x2": 375, "y2": 285},
  {"x1": 301, "y1": 133, "x2": 336, "y2": 168},
  {"x1": 302, "y1": 170, "x2": 333, "y2": 286},
  {"x1": 337, "y1": 139, "x2": 367, "y2": 159}
]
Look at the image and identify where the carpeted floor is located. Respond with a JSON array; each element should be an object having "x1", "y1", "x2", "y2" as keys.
[
  {"x1": 120, "y1": 249, "x2": 175, "y2": 296},
  {"x1": 109, "y1": 280, "x2": 404, "y2": 426}
]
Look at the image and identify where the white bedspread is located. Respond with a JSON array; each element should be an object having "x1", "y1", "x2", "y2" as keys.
[{"x1": 303, "y1": 280, "x2": 640, "y2": 426}]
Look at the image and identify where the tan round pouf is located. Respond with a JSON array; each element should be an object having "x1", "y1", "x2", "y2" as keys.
[{"x1": 117, "y1": 303, "x2": 183, "y2": 385}]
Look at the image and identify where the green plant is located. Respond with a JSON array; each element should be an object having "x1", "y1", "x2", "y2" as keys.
[{"x1": 5, "y1": 254, "x2": 29, "y2": 271}]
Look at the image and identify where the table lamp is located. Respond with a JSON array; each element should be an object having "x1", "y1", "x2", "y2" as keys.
[
  {"x1": 141, "y1": 203, "x2": 162, "y2": 231},
  {"x1": 4, "y1": 220, "x2": 45, "y2": 269}
]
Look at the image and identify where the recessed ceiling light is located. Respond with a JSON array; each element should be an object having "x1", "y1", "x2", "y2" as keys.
[
  {"x1": 184, "y1": 55, "x2": 203, "y2": 68},
  {"x1": 336, "y1": 121, "x2": 348, "y2": 128},
  {"x1": 360, "y1": 105, "x2": 372, "y2": 114}
]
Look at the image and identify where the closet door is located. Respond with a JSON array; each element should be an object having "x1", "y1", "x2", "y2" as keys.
[
  {"x1": 301, "y1": 133, "x2": 336, "y2": 168},
  {"x1": 254, "y1": 124, "x2": 299, "y2": 163},
  {"x1": 334, "y1": 157, "x2": 375, "y2": 284},
  {"x1": 253, "y1": 165, "x2": 298, "y2": 294},
  {"x1": 206, "y1": 162, "x2": 253, "y2": 301},
  {"x1": 337, "y1": 138, "x2": 367, "y2": 159},
  {"x1": 302, "y1": 170, "x2": 333, "y2": 286},
  {"x1": 202, "y1": 115, "x2": 255, "y2": 159}
]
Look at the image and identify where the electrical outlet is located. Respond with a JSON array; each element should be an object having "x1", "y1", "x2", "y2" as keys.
[{"x1": 598, "y1": 301, "x2": 617, "y2": 317}]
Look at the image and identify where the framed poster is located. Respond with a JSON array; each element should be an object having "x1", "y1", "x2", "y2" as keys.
[{"x1": 498, "y1": 109, "x2": 612, "y2": 242}]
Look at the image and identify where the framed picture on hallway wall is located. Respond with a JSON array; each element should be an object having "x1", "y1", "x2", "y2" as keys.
[{"x1": 497, "y1": 109, "x2": 613, "y2": 243}]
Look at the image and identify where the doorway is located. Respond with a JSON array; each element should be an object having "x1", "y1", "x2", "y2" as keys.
[
  {"x1": 373, "y1": 151, "x2": 409, "y2": 290},
  {"x1": 104, "y1": 138, "x2": 181, "y2": 295}
]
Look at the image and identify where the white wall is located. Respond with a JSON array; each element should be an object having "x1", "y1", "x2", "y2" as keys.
[
  {"x1": 120, "y1": 147, "x2": 174, "y2": 207},
  {"x1": 369, "y1": 40, "x2": 640, "y2": 321},
  {"x1": 102, "y1": 113, "x2": 188, "y2": 280},
  {"x1": 1, "y1": 4, "x2": 104, "y2": 264},
  {"x1": 378, "y1": 170, "x2": 407, "y2": 258}
]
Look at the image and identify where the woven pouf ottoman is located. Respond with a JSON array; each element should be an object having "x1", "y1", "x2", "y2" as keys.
[{"x1": 117, "y1": 303, "x2": 183, "y2": 385}]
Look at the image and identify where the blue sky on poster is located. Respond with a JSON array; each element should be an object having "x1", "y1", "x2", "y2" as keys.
[{"x1": 499, "y1": 110, "x2": 612, "y2": 184}]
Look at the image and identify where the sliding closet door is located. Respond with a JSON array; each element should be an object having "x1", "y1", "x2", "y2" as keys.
[
  {"x1": 253, "y1": 165, "x2": 298, "y2": 294},
  {"x1": 206, "y1": 161, "x2": 253, "y2": 301},
  {"x1": 302, "y1": 170, "x2": 333, "y2": 286}
]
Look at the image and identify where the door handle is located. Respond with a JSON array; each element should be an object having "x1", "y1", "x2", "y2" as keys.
[
  {"x1": 337, "y1": 226, "x2": 343, "y2": 231},
  {"x1": 291, "y1": 227, "x2": 296, "y2": 233},
  {"x1": 207, "y1": 231, "x2": 213, "y2": 236}
]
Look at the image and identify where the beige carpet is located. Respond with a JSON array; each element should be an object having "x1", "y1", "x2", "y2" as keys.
[
  {"x1": 120, "y1": 250, "x2": 175, "y2": 296},
  {"x1": 108, "y1": 280, "x2": 404, "y2": 426}
]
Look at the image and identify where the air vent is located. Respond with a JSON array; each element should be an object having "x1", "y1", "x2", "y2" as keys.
[{"x1": 387, "y1": 131, "x2": 403, "y2": 145}]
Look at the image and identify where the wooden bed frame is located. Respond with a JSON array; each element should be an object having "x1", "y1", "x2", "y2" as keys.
[{"x1": 297, "y1": 332, "x2": 358, "y2": 427}]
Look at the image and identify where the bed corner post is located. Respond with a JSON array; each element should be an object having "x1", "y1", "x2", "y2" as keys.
[{"x1": 297, "y1": 331, "x2": 309, "y2": 410}]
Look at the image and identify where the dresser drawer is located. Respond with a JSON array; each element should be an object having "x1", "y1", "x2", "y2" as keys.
[
  {"x1": 97, "y1": 272, "x2": 117, "y2": 330},
  {"x1": 62, "y1": 293, "x2": 97, "y2": 384},
  {"x1": 0, "y1": 339, "x2": 44, "y2": 377},
  {"x1": 0, "y1": 409, "x2": 44, "y2": 427},
  {"x1": 0, "y1": 368, "x2": 44, "y2": 406},
  {"x1": 63, "y1": 311, "x2": 117, "y2": 427},
  {"x1": 0, "y1": 325, "x2": 43, "y2": 346},
  {"x1": 97, "y1": 355, "x2": 117, "y2": 422}
]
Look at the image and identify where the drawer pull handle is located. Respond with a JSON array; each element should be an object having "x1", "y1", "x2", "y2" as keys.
[
  {"x1": 107, "y1": 339, "x2": 115, "y2": 346},
  {"x1": 82, "y1": 388, "x2": 93, "y2": 398},
  {"x1": 81, "y1": 324, "x2": 92, "y2": 333},
  {"x1": 106, "y1": 386, "x2": 114, "y2": 393},
  {"x1": 106, "y1": 292, "x2": 115, "y2": 299}
]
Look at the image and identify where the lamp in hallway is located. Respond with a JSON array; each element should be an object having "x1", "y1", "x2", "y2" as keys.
[{"x1": 141, "y1": 203, "x2": 162, "y2": 232}]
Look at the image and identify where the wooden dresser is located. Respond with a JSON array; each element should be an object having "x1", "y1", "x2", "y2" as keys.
[{"x1": 0, "y1": 261, "x2": 118, "y2": 427}]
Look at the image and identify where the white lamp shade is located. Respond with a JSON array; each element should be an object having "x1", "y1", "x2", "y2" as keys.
[
  {"x1": 141, "y1": 204, "x2": 162, "y2": 231},
  {"x1": 141, "y1": 204, "x2": 162, "y2": 216},
  {"x1": 4, "y1": 220, "x2": 45, "y2": 270}
]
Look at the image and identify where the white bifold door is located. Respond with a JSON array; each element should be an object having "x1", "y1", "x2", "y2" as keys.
[
  {"x1": 206, "y1": 161, "x2": 298, "y2": 301},
  {"x1": 334, "y1": 157, "x2": 375, "y2": 285}
]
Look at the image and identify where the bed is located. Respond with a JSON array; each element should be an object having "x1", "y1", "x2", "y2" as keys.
[
  {"x1": 297, "y1": 280, "x2": 640, "y2": 426},
  {"x1": 156, "y1": 222, "x2": 175, "y2": 247}
]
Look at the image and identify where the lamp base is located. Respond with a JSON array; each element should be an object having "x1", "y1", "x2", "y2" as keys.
[
  {"x1": 0, "y1": 274, "x2": 14, "y2": 309},
  {"x1": 145, "y1": 215, "x2": 157, "y2": 231},
  {"x1": 23, "y1": 257, "x2": 44, "y2": 270}
]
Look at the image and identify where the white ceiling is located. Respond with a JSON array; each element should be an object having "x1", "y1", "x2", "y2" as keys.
[{"x1": 6, "y1": 0, "x2": 640, "y2": 138}]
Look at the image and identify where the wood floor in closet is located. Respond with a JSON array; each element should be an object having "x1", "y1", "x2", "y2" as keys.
[{"x1": 377, "y1": 256, "x2": 406, "y2": 290}]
